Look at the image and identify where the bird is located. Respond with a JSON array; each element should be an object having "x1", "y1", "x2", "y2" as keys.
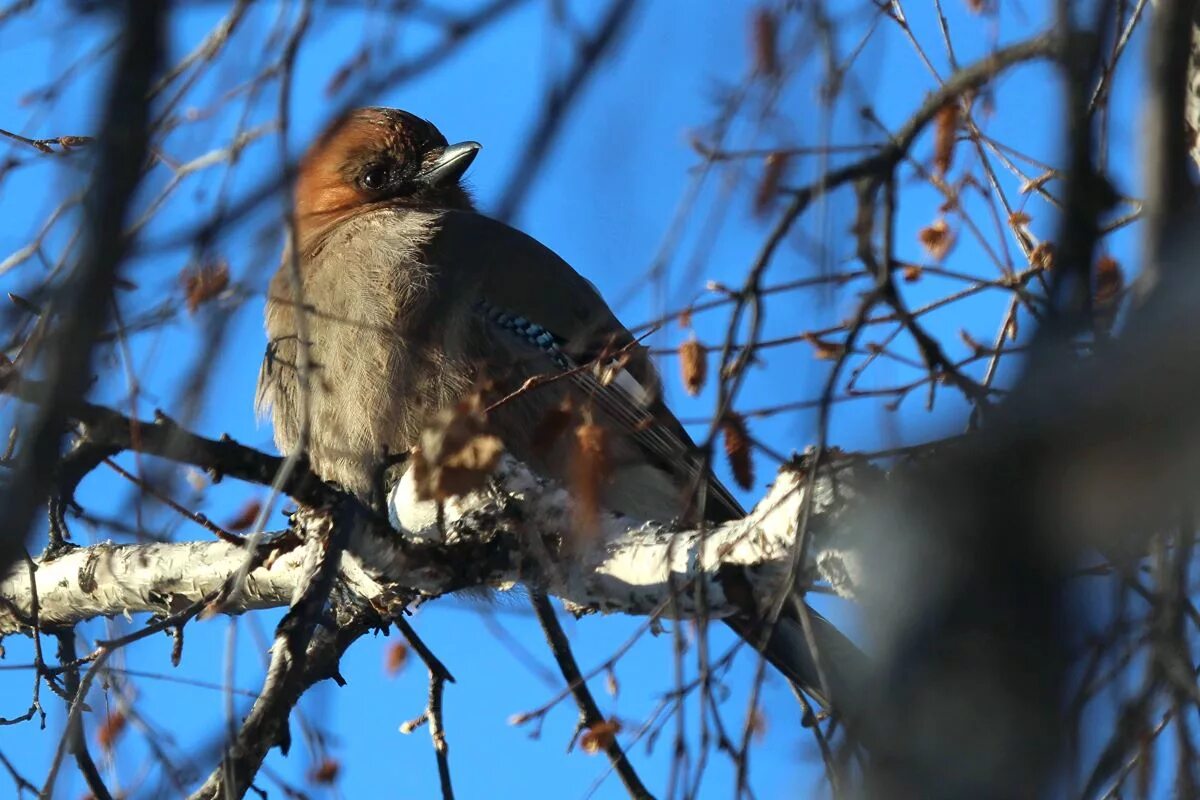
[{"x1": 257, "y1": 106, "x2": 867, "y2": 718}]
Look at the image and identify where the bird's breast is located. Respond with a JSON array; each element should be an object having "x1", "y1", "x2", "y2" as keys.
[{"x1": 269, "y1": 209, "x2": 476, "y2": 496}]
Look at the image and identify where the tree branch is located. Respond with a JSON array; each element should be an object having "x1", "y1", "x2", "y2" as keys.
[{"x1": 0, "y1": 454, "x2": 870, "y2": 637}]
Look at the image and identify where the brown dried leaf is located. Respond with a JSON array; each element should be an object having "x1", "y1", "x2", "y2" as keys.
[
  {"x1": 679, "y1": 336, "x2": 707, "y2": 396},
  {"x1": 1030, "y1": 241, "x2": 1056, "y2": 270},
  {"x1": 531, "y1": 400, "x2": 576, "y2": 455},
  {"x1": 1008, "y1": 210, "x2": 1032, "y2": 228},
  {"x1": 802, "y1": 333, "x2": 845, "y2": 361},
  {"x1": 918, "y1": 218, "x2": 955, "y2": 261},
  {"x1": 580, "y1": 719, "x2": 623, "y2": 755},
  {"x1": 748, "y1": 705, "x2": 769, "y2": 742},
  {"x1": 571, "y1": 422, "x2": 610, "y2": 537},
  {"x1": 413, "y1": 396, "x2": 505, "y2": 501},
  {"x1": 1094, "y1": 254, "x2": 1124, "y2": 308},
  {"x1": 1094, "y1": 254, "x2": 1124, "y2": 334},
  {"x1": 96, "y1": 712, "x2": 127, "y2": 752},
  {"x1": 309, "y1": 759, "x2": 340, "y2": 785},
  {"x1": 720, "y1": 413, "x2": 754, "y2": 490},
  {"x1": 965, "y1": 0, "x2": 987, "y2": 12},
  {"x1": 750, "y1": 8, "x2": 780, "y2": 77},
  {"x1": 181, "y1": 259, "x2": 230, "y2": 314},
  {"x1": 384, "y1": 641, "x2": 409, "y2": 676},
  {"x1": 224, "y1": 499, "x2": 261, "y2": 532},
  {"x1": 959, "y1": 329, "x2": 985, "y2": 356},
  {"x1": 933, "y1": 102, "x2": 959, "y2": 176},
  {"x1": 57, "y1": 135, "x2": 93, "y2": 149},
  {"x1": 754, "y1": 152, "x2": 789, "y2": 216},
  {"x1": 902, "y1": 263, "x2": 923, "y2": 282},
  {"x1": 678, "y1": 308, "x2": 693, "y2": 328},
  {"x1": 185, "y1": 468, "x2": 209, "y2": 492}
]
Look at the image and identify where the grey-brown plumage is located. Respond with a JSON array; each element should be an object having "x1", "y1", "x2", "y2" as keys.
[{"x1": 257, "y1": 107, "x2": 867, "y2": 717}]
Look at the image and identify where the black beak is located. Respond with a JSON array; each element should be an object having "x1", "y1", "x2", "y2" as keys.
[{"x1": 419, "y1": 141, "x2": 481, "y2": 187}]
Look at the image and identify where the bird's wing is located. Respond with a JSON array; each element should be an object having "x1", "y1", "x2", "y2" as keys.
[
  {"x1": 429, "y1": 211, "x2": 869, "y2": 723},
  {"x1": 427, "y1": 210, "x2": 743, "y2": 521}
]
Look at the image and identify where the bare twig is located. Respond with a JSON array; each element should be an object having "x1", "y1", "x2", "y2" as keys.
[{"x1": 531, "y1": 592, "x2": 653, "y2": 800}]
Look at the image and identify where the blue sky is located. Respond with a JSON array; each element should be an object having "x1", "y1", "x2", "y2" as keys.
[{"x1": 0, "y1": 1, "x2": 1151, "y2": 797}]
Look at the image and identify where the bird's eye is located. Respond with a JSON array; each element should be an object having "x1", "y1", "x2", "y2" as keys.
[{"x1": 361, "y1": 165, "x2": 389, "y2": 191}]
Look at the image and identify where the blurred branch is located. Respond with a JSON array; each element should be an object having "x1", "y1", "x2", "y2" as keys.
[
  {"x1": 494, "y1": 0, "x2": 638, "y2": 221},
  {"x1": 857, "y1": 5, "x2": 1200, "y2": 796},
  {"x1": 0, "y1": 371, "x2": 336, "y2": 510},
  {"x1": 0, "y1": 0, "x2": 164, "y2": 576},
  {"x1": 1141, "y1": 0, "x2": 1199, "y2": 292}
]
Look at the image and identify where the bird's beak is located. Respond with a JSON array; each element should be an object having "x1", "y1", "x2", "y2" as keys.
[{"x1": 419, "y1": 141, "x2": 481, "y2": 187}]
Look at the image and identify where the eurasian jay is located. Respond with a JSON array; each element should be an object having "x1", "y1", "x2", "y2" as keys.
[{"x1": 257, "y1": 107, "x2": 865, "y2": 716}]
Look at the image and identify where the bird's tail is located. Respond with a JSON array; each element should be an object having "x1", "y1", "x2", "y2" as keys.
[{"x1": 724, "y1": 605, "x2": 869, "y2": 723}]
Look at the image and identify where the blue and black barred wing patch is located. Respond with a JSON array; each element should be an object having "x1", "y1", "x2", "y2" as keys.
[{"x1": 475, "y1": 300, "x2": 573, "y2": 370}]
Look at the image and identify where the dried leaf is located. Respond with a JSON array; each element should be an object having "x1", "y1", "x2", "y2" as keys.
[
  {"x1": 580, "y1": 719, "x2": 622, "y2": 755},
  {"x1": 902, "y1": 263, "x2": 923, "y2": 282},
  {"x1": 412, "y1": 396, "x2": 505, "y2": 501},
  {"x1": 96, "y1": 712, "x2": 127, "y2": 752},
  {"x1": 571, "y1": 422, "x2": 610, "y2": 537},
  {"x1": 605, "y1": 667, "x2": 619, "y2": 697},
  {"x1": 720, "y1": 413, "x2": 754, "y2": 490},
  {"x1": 678, "y1": 308, "x2": 693, "y2": 328},
  {"x1": 918, "y1": 218, "x2": 955, "y2": 261},
  {"x1": 224, "y1": 499, "x2": 261, "y2": 532},
  {"x1": 965, "y1": 0, "x2": 988, "y2": 13},
  {"x1": 1094, "y1": 254, "x2": 1124, "y2": 334},
  {"x1": 531, "y1": 400, "x2": 575, "y2": 455},
  {"x1": 57, "y1": 135, "x2": 92, "y2": 149},
  {"x1": 185, "y1": 468, "x2": 209, "y2": 492},
  {"x1": 933, "y1": 102, "x2": 959, "y2": 176},
  {"x1": 1030, "y1": 241, "x2": 1056, "y2": 270},
  {"x1": 802, "y1": 333, "x2": 845, "y2": 361},
  {"x1": 1008, "y1": 210, "x2": 1032, "y2": 227},
  {"x1": 750, "y1": 8, "x2": 780, "y2": 77},
  {"x1": 385, "y1": 641, "x2": 409, "y2": 677},
  {"x1": 679, "y1": 336, "x2": 707, "y2": 396},
  {"x1": 309, "y1": 759, "x2": 340, "y2": 785},
  {"x1": 1094, "y1": 254, "x2": 1123, "y2": 308},
  {"x1": 748, "y1": 705, "x2": 768, "y2": 742},
  {"x1": 181, "y1": 259, "x2": 230, "y2": 314},
  {"x1": 959, "y1": 329, "x2": 985, "y2": 356},
  {"x1": 754, "y1": 152, "x2": 789, "y2": 216}
]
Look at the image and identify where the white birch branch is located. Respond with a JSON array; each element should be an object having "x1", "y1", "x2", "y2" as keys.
[{"x1": 0, "y1": 456, "x2": 868, "y2": 637}]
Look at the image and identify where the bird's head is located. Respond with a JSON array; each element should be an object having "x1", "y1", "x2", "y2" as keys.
[{"x1": 294, "y1": 107, "x2": 480, "y2": 250}]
